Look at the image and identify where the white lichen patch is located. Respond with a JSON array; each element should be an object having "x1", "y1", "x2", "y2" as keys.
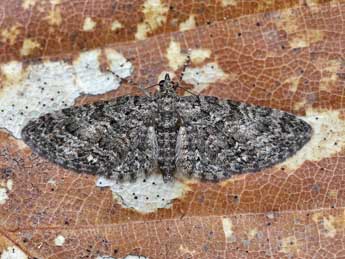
[
  {"x1": 44, "y1": 6, "x2": 62, "y2": 26},
  {"x1": 166, "y1": 41, "x2": 188, "y2": 71},
  {"x1": 74, "y1": 49, "x2": 130, "y2": 94},
  {"x1": 111, "y1": 20, "x2": 123, "y2": 31},
  {"x1": 190, "y1": 49, "x2": 211, "y2": 65},
  {"x1": 222, "y1": 0, "x2": 238, "y2": 7},
  {"x1": 179, "y1": 15, "x2": 196, "y2": 32},
  {"x1": 135, "y1": 0, "x2": 168, "y2": 40},
  {"x1": 6, "y1": 179, "x2": 13, "y2": 191},
  {"x1": 0, "y1": 49, "x2": 132, "y2": 138},
  {"x1": 20, "y1": 39, "x2": 40, "y2": 56},
  {"x1": 266, "y1": 212, "x2": 275, "y2": 219},
  {"x1": 96, "y1": 174, "x2": 189, "y2": 213},
  {"x1": 54, "y1": 234, "x2": 65, "y2": 246},
  {"x1": 0, "y1": 179, "x2": 13, "y2": 205},
  {"x1": 83, "y1": 17, "x2": 97, "y2": 31},
  {"x1": 0, "y1": 246, "x2": 27, "y2": 259},
  {"x1": 1, "y1": 25, "x2": 21, "y2": 45},
  {"x1": 222, "y1": 218, "x2": 236, "y2": 242},
  {"x1": 281, "y1": 110, "x2": 345, "y2": 171},
  {"x1": 0, "y1": 188, "x2": 9, "y2": 205},
  {"x1": 105, "y1": 48, "x2": 133, "y2": 79},
  {"x1": 47, "y1": 178, "x2": 56, "y2": 185},
  {"x1": 182, "y1": 63, "x2": 227, "y2": 93}
]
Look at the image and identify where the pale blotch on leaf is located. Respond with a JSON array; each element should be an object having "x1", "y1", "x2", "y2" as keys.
[
  {"x1": 281, "y1": 110, "x2": 345, "y2": 171},
  {"x1": 266, "y1": 212, "x2": 275, "y2": 219},
  {"x1": 0, "y1": 246, "x2": 27, "y2": 259},
  {"x1": 47, "y1": 178, "x2": 57, "y2": 185},
  {"x1": 293, "y1": 98, "x2": 309, "y2": 111},
  {"x1": 49, "y1": 0, "x2": 61, "y2": 5},
  {"x1": 0, "y1": 48, "x2": 132, "y2": 138},
  {"x1": 275, "y1": 9, "x2": 324, "y2": 48},
  {"x1": 284, "y1": 76, "x2": 301, "y2": 93},
  {"x1": 0, "y1": 188, "x2": 9, "y2": 205},
  {"x1": 104, "y1": 48, "x2": 133, "y2": 79},
  {"x1": 280, "y1": 236, "x2": 299, "y2": 255},
  {"x1": 1, "y1": 25, "x2": 21, "y2": 45},
  {"x1": 312, "y1": 213, "x2": 337, "y2": 238},
  {"x1": 166, "y1": 41, "x2": 188, "y2": 71},
  {"x1": 179, "y1": 245, "x2": 197, "y2": 256},
  {"x1": 135, "y1": 0, "x2": 168, "y2": 40},
  {"x1": 20, "y1": 39, "x2": 40, "y2": 56},
  {"x1": 0, "y1": 179, "x2": 13, "y2": 205},
  {"x1": 190, "y1": 48, "x2": 211, "y2": 65},
  {"x1": 111, "y1": 20, "x2": 123, "y2": 31},
  {"x1": 22, "y1": 0, "x2": 38, "y2": 9},
  {"x1": 328, "y1": 190, "x2": 338, "y2": 198},
  {"x1": 222, "y1": 218, "x2": 236, "y2": 243},
  {"x1": 275, "y1": 9, "x2": 301, "y2": 34},
  {"x1": 44, "y1": 6, "x2": 62, "y2": 26},
  {"x1": 6, "y1": 179, "x2": 13, "y2": 191},
  {"x1": 0, "y1": 61, "x2": 26, "y2": 86},
  {"x1": 166, "y1": 40, "x2": 212, "y2": 71},
  {"x1": 83, "y1": 17, "x2": 97, "y2": 31},
  {"x1": 182, "y1": 62, "x2": 227, "y2": 93},
  {"x1": 317, "y1": 59, "x2": 341, "y2": 91},
  {"x1": 54, "y1": 234, "x2": 65, "y2": 246},
  {"x1": 221, "y1": 0, "x2": 238, "y2": 7},
  {"x1": 96, "y1": 174, "x2": 190, "y2": 213},
  {"x1": 247, "y1": 228, "x2": 258, "y2": 240},
  {"x1": 179, "y1": 15, "x2": 196, "y2": 32},
  {"x1": 289, "y1": 30, "x2": 324, "y2": 49}
]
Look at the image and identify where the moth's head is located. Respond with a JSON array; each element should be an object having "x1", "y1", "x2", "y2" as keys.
[{"x1": 158, "y1": 74, "x2": 178, "y2": 94}]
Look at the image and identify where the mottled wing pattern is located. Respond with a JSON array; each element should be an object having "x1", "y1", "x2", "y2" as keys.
[
  {"x1": 176, "y1": 96, "x2": 312, "y2": 180},
  {"x1": 22, "y1": 96, "x2": 158, "y2": 181}
]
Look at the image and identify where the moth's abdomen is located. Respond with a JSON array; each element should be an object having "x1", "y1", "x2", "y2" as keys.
[{"x1": 156, "y1": 110, "x2": 178, "y2": 181}]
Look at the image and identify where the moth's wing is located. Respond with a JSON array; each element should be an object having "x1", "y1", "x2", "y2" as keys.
[
  {"x1": 21, "y1": 96, "x2": 159, "y2": 181},
  {"x1": 176, "y1": 96, "x2": 312, "y2": 180}
]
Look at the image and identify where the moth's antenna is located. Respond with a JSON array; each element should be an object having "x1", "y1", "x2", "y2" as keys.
[
  {"x1": 177, "y1": 85, "x2": 197, "y2": 96},
  {"x1": 179, "y1": 55, "x2": 191, "y2": 81},
  {"x1": 107, "y1": 69, "x2": 158, "y2": 96},
  {"x1": 106, "y1": 69, "x2": 138, "y2": 86},
  {"x1": 175, "y1": 55, "x2": 198, "y2": 96}
]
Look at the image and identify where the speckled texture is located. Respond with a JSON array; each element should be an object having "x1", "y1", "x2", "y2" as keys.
[{"x1": 21, "y1": 75, "x2": 311, "y2": 182}]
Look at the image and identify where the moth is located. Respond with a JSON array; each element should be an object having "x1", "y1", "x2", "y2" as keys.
[{"x1": 21, "y1": 74, "x2": 312, "y2": 182}]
